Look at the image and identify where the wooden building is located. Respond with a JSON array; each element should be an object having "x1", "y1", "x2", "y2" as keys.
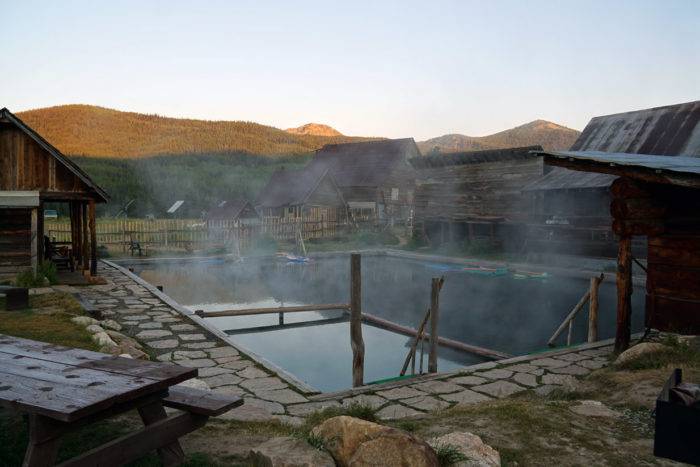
[
  {"x1": 409, "y1": 146, "x2": 545, "y2": 248},
  {"x1": 0, "y1": 108, "x2": 108, "y2": 277},
  {"x1": 537, "y1": 151, "x2": 700, "y2": 351},
  {"x1": 206, "y1": 199, "x2": 260, "y2": 226},
  {"x1": 306, "y1": 138, "x2": 420, "y2": 222},
  {"x1": 523, "y1": 100, "x2": 700, "y2": 257},
  {"x1": 255, "y1": 167, "x2": 347, "y2": 223}
]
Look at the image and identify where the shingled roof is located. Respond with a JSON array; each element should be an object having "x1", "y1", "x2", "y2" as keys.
[
  {"x1": 410, "y1": 145, "x2": 542, "y2": 169},
  {"x1": 255, "y1": 167, "x2": 342, "y2": 208},
  {"x1": 526, "y1": 100, "x2": 700, "y2": 192},
  {"x1": 307, "y1": 138, "x2": 420, "y2": 187}
]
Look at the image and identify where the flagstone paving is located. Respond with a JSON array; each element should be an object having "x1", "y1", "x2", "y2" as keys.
[{"x1": 67, "y1": 261, "x2": 615, "y2": 424}]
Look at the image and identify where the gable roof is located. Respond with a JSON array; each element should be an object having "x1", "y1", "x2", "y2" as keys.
[
  {"x1": 526, "y1": 101, "x2": 700, "y2": 192},
  {"x1": 410, "y1": 145, "x2": 542, "y2": 169},
  {"x1": 207, "y1": 198, "x2": 258, "y2": 220},
  {"x1": 1, "y1": 108, "x2": 109, "y2": 202},
  {"x1": 255, "y1": 167, "x2": 343, "y2": 208},
  {"x1": 307, "y1": 138, "x2": 420, "y2": 187}
]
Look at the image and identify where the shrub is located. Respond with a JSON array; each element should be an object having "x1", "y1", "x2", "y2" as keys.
[
  {"x1": 434, "y1": 443, "x2": 467, "y2": 466},
  {"x1": 15, "y1": 262, "x2": 58, "y2": 288}
]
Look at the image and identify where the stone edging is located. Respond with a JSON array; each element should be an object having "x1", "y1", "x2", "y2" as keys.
[{"x1": 101, "y1": 259, "x2": 320, "y2": 394}]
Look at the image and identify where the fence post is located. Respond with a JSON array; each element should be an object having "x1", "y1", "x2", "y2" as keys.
[
  {"x1": 588, "y1": 273, "x2": 604, "y2": 343},
  {"x1": 350, "y1": 253, "x2": 364, "y2": 387},
  {"x1": 428, "y1": 277, "x2": 441, "y2": 373}
]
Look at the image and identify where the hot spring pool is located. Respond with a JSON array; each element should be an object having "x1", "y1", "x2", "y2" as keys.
[{"x1": 131, "y1": 253, "x2": 644, "y2": 391}]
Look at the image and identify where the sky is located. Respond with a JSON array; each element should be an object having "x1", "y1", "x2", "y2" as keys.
[{"x1": 1, "y1": 0, "x2": 698, "y2": 140}]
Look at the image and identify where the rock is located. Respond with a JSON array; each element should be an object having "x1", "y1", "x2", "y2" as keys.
[
  {"x1": 615, "y1": 343, "x2": 668, "y2": 366},
  {"x1": 548, "y1": 365, "x2": 590, "y2": 376},
  {"x1": 100, "y1": 319, "x2": 122, "y2": 331},
  {"x1": 208, "y1": 346, "x2": 240, "y2": 358},
  {"x1": 92, "y1": 332, "x2": 117, "y2": 348},
  {"x1": 135, "y1": 329, "x2": 173, "y2": 340},
  {"x1": 472, "y1": 381, "x2": 525, "y2": 398},
  {"x1": 176, "y1": 378, "x2": 210, "y2": 391},
  {"x1": 176, "y1": 358, "x2": 216, "y2": 368},
  {"x1": 341, "y1": 394, "x2": 387, "y2": 410},
  {"x1": 441, "y1": 389, "x2": 491, "y2": 405},
  {"x1": 449, "y1": 375, "x2": 489, "y2": 386},
  {"x1": 512, "y1": 372, "x2": 538, "y2": 388},
  {"x1": 310, "y1": 416, "x2": 392, "y2": 466},
  {"x1": 477, "y1": 369, "x2": 513, "y2": 380},
  {"x1": 256, "y1": 389, "x2": 308, "y2": 404},
  {"x1": 241, "y1": 377, "x2": 288, "y2": 392},
  {"x1": 249, "y1": 437, "x2": 335, "y2": 467},
  {"x1": 376, "y1": 404, "x2": 424, "y2": 420},
  {"x1": 376, "y1": 386, "x2": 427, "y2": 400},
  {"x1": 119, "y1": 353, "x2": 133, "y2": 359},
  {"x1": 105, "y1": 330, "x2": 142, "y2": 349},
  {"x1": 146, "y1": 339, "x2": 179, "y2": 349},
  {"x1": 411, "y1": 380, "x2": 463, "y2": 394},
  {"x1": 402, "y1": 395, "x2": 450, "y2": 412},
  {"x1": 287, "y1": 401, "x2": 341, "y2": 416},
  {"x1": 570, "y1": 400, "x2": 619, "y2": 418},
  {"x1": 71, "y1": 316, "x2": 99, "y2": 326},
  {"x1": 237, "y1": 366, "x2": 269, "y2": 379},
  {"x1": 85, "y1": 324, "x2": 105, "y2": 334},
  {"x1": 112, "y1": 343, "x2": 149, "y2": 360},
  {"x1": 429, "y1": 432, "x2": 500, "y2": 467}
]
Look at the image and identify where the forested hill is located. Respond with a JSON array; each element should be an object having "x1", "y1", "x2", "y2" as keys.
[
  {"x1": 418, "y1": 120, "x2": 580, "y2": 154},
  {"x1": 16, "y1": 105, "x2": 376, "y2": 158}
]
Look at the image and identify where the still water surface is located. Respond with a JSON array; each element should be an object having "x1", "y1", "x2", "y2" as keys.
[{"x1": 133, "y1": 255, "x2": 644, "y2": 391}]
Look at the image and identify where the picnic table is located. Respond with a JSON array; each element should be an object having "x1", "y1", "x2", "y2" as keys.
[{"x1": 0, "y1": 334, "x2": 242, "y2": 466}]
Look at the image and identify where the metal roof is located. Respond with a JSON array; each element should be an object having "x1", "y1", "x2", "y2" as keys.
[
  {"x1": 539, "y1": 150, "x2": 700, "y2": 189},
  {"x1": 0, "y1": 108, "x2": 109, "y2": 202},
  {"x1": 526, "y1": 100, "x2": 700, "y2": 192}
]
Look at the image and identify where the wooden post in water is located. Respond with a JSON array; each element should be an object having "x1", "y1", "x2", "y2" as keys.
[
  {"x1": 428, "y1": 277, "x2": 441, "y2": 373},
  {"x1": 350, "y1": 253, "x2": 364, "y2": 387},
  {"x1": 615, "y1": 236, "x2": 633, "y2": 352},
  {"x1": 588, "y1": 273, "x2": 604, "y2": 343}
]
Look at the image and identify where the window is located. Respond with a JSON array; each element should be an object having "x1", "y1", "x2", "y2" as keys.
[{"x1": 391, "y1": 188, "x2": 399, "y2": 201}]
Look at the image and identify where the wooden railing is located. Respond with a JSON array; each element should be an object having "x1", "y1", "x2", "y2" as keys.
[{"x1": 548, "y1": 273, "x2": 605, "y2": 347}]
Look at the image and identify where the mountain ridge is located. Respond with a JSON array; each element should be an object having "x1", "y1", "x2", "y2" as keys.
[
  {"x1": 15, "y1": 105, "x2": 373, "y2": 158},
  {"x1": 417, "y1": 120, "x2": 580, "y2": 154},
  {"x1": 285, "y1": 123, "x2": 343, "y2": 137}
]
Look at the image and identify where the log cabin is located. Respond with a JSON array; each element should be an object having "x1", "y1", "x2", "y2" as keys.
[
  {"x1": 523, "y1": 100, "x2": 700, "y2": 257},
  {"x1": 535, "y1": 151, "x2": 700, "y2": 351},
  {"x1": 255, "y1": 167, "x2": 347, "y2": 223},
  {"x1": 0, "y1": 108, "x2": 108, "y2": 277},
  {"x1": 306, "y1": 138, "x2": 420, "y2": 223},
  {"x1": 409, "y1": 146, "x2": 545, "y2": 249}
]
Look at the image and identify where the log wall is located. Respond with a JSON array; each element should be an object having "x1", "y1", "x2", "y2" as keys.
[
  {"x1": 0, "y1": 208, "x2": 32, "y2": 274},
  {"x1": 413, "y1": 156, "x2": 544, "y2": 221}
]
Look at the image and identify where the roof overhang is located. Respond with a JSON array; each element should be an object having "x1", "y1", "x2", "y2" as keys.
[
  {"x1": 0, "y1": 191, "x2": 40, "y2": 207},
  {"x1": 534, "y1": 150, "x2": 700, "y2": 190}
]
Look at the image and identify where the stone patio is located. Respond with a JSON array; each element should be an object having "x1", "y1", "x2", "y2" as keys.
[{"x1": 65, "y1": 260, "x2": 614, "y2": 425}]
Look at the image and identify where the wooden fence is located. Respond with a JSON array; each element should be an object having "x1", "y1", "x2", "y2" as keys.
[{"x1": 45, "y1": 217, "x2": 348, "y2": 253}]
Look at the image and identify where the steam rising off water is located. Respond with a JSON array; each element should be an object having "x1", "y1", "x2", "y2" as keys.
[{"x1": 134, "y1": 255, "x2": 643, "y2": 391}]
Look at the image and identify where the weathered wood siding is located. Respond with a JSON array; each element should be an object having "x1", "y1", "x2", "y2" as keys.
[
  {"x1": 414, "y1": 156, "x2": 544, "y2": 221},
  {"x1": 611, "y1": 178, "x2": 700, "y2": 333},
  {"x1": 0, "y1": 208, "x2": 31, "y2": 273},
  {"x1": 0, "y1": 123, "x2": 92, "y2": 195},
  {"x1": 306, "y1": 176, "x2": 346, "y2": 207}
]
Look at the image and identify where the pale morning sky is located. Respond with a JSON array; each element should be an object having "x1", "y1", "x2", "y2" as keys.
[{"x1": 1, "y1": 0, "x2": 698, "y2": 140}]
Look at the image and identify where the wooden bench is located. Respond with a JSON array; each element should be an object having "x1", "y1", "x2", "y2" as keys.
[
  {"x1": 0, "y1": 285, "x2": 29, "y2": 310},
  {"x1": 0, "y1": 334, "x2": 243, "y2": 466}
]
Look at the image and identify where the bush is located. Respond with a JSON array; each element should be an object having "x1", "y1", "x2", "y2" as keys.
[{"x1": 15, "y1": 262, "x2": 58, "y2": 288}]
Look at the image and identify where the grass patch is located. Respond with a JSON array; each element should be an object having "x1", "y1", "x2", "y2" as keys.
[
  {"x1": 0, "y1": 293, "x2": 99, "y2": 351},
  {"x1": 14, "y1": 262, "x2": 58, "y2": 287},
  {"x1": 434, "y1": 443, "x2": 467, "y2": 466},
  {"x1": 305, "y1": 433, "x2": 326, "y2": 451},
  {"x1": 299, "y1": 403, "x2": 378, "y2": 438},
  {"x1": 616, "y1": 337, "x2": 700, "y2": 371}
]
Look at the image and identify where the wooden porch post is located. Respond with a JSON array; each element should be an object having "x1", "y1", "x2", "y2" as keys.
[
  {"x1": 428, "y1": 277, "x2": 441, "y2": 373},
  {"x1": 30, "y1": 208, "x2": 38, "y2": 274},
  {"x1": 615, "y1": 236, "x2": 633, "y2": 352},
  {"x1": 71, "y1": 202, "x2": 82, "y2": 266},
  {"x1": 81, "y1": 203, "x2": 89, "y2": 272},
  {"x1": 89, "y1": 200, "x2": 97, "y2": 276}
]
